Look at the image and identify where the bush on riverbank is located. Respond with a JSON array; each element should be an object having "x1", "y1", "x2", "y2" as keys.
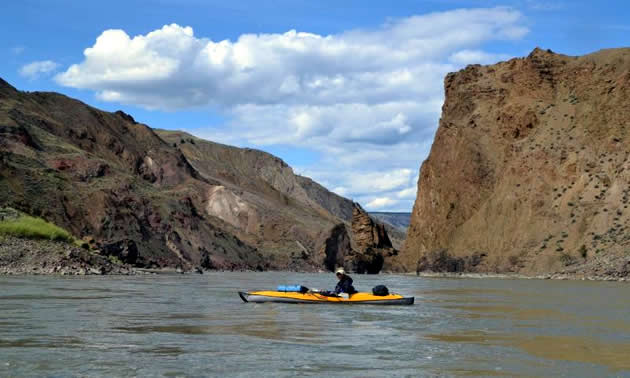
[{"x1": 0, "y1": 214, "x2": 73, "y2": 242}]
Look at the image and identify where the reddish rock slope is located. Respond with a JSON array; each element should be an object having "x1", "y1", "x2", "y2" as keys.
[{"x1": 0, "y1": 78, "x2": 396, "y2": 272}]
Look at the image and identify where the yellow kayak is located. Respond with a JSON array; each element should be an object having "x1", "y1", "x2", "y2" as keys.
[{"x1": 238, "y1": 290, "x2": 414, "y2": 305}]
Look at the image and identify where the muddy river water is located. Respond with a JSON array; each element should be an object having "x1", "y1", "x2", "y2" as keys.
[{"x1": 1, "y1": 272, "x2": 629, "y2": 377}]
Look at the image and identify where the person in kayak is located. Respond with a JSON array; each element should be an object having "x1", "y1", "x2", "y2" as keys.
[{"x1": 333, "y1": 267, "x2": 357, "y2": 295}]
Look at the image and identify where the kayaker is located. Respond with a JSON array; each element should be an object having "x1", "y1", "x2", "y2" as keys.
[{"x1": 333, "y1": 268, "x2": 357, "y2": 295}]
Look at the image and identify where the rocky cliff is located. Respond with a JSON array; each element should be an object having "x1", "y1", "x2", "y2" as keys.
[
  {"x1": 403, "y1": 48, "x2": 630, "y2": 278},
  {"x1": 353, "y1": 204, "x2": 393, "y2": 250},
  {"x1": 318, "y1": 204, "x2": 400, "y2": 273},
  {"x1": 0, "y1": 78, "x2": 396, "y2": 273}
]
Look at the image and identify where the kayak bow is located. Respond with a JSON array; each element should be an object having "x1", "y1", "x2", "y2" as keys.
[{"x1": 238, "y1": 290, "x2": 414, "y2": 305}]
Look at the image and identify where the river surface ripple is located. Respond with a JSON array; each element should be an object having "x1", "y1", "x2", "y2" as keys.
[{"x1": 0, "y1": 272, "x2": 629, "y2": 377}]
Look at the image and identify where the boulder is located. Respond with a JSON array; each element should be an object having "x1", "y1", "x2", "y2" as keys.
[{"x1": 100, "y1": 239, "x2": 139, "y2": 265}]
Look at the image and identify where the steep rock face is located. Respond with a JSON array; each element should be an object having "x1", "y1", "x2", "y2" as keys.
[
  {"x1": 403, "y1": 48, "x2": 630, "y2": 277},
  {"x1": 349, "y1": 204, "x2": 397, "y2": 273},
  {"x1": 316, "y1": 203, "x2": 401, "y2": 273},
  {"x1": 352, "y1": 203, "x2": 392, "y2": 250}
]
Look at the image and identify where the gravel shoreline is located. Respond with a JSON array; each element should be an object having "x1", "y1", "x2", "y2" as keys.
[
  {"x1": 0, "y1": 236, "x2": 134, "y2": 275},
  {"x1": 2, "y1": 235, "x2": 628, "y2": 281},
  {"x1": 412, "y1": 271, "x2": 628, "y2": 282}
]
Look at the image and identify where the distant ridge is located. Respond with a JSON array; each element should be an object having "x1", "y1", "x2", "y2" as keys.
[{"x1": 369, "y1": 212, "x2": 412, "y2": 231}]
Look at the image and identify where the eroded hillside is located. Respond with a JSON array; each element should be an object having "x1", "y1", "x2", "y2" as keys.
[{"x1": 0, "y1": 78, "x2": 397, "y2": 272}]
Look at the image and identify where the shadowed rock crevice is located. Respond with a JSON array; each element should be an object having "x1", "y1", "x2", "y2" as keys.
[{"x1": 320, "y1": 223, "x2": 352, "y2": 272}]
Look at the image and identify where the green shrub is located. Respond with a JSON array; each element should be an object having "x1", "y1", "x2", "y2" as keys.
[
  {"x1": 108, "y1": 255, "x2": 123, "y2": 265},
  {"x1": 579, "y1": 245, "x2": 588, "y2": 259},
  {"x1": 0, "y1": 215, "x2": 73, "y2": 242}
]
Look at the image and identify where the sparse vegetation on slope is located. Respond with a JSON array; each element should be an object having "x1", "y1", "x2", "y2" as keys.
[
  {"x1": 1, "y1": 78, "x2": 395, "y2": 273},
  {"x1": 403, "y1": 47, "x2": 630, "y2": 279},
  {"x1": 0, "y1": 209, "x2": 72, "y2": 242}
]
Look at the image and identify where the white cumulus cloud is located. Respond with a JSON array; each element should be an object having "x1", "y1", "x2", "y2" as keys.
[
  {"x1": 56, "y1": 8, "x2": 526, "y2": 111},
  {"x1": 366, "y1": 197, "x2": 398, "y2": 209},
  {"x1": 55, "y1": 7, "x2": 528, "y2": 211},
  {"x1": 19, "y1": 60, "x2": 59, "y2": 79}
]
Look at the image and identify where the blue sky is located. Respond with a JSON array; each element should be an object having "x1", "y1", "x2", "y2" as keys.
[{"x1": 2, "y1": 0, "x2": 629, "y2": 211}]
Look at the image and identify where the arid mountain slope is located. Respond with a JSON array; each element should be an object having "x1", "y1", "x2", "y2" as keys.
[
  {"x1": 1, "y1": 79, "x2": 223, "y2": 269},
  {"x1": 0, "y1": 78, "x2": 396, "y2": 272},
  {"x1": 403, "y1": 48, "x2": 630, "y2": 278},
  {"x1": 159, "y1": 130, "x2": 402, "y2": 272},
  {"x1": 158, "y1": 130, "x2": 352, "y2": 219},
  {"x1": 156, "y1": 129, "x2": 354, "y2": 268}
]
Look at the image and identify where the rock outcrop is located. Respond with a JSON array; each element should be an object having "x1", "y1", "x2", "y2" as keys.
[
  {"x1": 403, "y1": 47, "x2": 630, "y2": 278},
  {"x1": 352, "y1": 203, "x2": 393, "y2": 250},
  {"x1": 350, "y1": 204, "x2": 399, "y2": 273},
  {"x1": 317, "y1": 203, "x2": 399, "y2": 274}
]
